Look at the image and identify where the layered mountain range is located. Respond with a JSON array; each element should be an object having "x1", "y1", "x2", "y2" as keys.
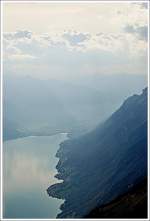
[
  {"x1": 47, "y1": 88, "x2": 147, "y2": 218},
  {"x1": 3, "y1": 74, "x2": 146, "y2": 141}
]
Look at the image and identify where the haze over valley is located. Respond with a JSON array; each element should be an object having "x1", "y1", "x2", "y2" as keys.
[
  {"x1": 3, "y1": 73, "x2": 146, "y2": 141},
  {"x1": 3, "y1": 1, "x2": 148, "y2": 219}
]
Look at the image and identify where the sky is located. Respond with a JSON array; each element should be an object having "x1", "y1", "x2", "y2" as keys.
[{"x1": 3, "y1": 1, "x2": 148, "y2": 80}]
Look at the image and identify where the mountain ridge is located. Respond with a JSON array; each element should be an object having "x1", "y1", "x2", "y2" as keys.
[
  {"x1": 47, "y1": 88, "x2": 147, "y2": 218},
  {"x1": 4, "y1": 74, "x2": 146, "y2": 141}
]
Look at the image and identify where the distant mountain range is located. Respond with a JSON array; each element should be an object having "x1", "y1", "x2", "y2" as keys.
[
  {"x1": 47, "y1": 88, "x2": 147, "y2": 218},
  {"x1": 3, "y1": 74, "x2": 146, "y2": 141}
]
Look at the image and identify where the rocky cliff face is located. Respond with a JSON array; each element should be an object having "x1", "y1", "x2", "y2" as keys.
[{"x1": 47, "y1": 88, "x2": 147, "y2": 218}]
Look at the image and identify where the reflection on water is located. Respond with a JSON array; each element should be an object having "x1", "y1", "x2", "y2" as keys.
[{"x1": 3, "y1": 133, "x2": 67, "y2": 218}]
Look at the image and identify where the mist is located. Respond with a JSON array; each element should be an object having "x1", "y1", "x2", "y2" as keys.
[{"x1": 3, "y1": 71, "x2": 147, "y2": 141}]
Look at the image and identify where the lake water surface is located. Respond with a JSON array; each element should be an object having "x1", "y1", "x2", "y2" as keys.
[{"x1": 3, "y1": 133, "x2": 67, "y2": 218}]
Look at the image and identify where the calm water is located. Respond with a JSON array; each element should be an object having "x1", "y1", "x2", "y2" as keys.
[{"x1": 3, "y1": 133, "x2": 67, "y2": 218}]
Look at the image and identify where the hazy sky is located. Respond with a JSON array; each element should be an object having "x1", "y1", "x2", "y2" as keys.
[{"x1": 3, "y1": 2, "x2": 148, "y2": 80}]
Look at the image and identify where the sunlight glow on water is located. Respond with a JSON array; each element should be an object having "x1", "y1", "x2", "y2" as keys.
[{"x1": 3, "y1": 133, "x2": 67, "y2": 218}]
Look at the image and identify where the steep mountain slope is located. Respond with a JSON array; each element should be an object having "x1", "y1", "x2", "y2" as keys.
[
  {"x1": 85, "y1": 178, "x2": 147, "y2": 218},
  {"x1": 47, "y1": 88, "x2": 147, "y2": 218}
]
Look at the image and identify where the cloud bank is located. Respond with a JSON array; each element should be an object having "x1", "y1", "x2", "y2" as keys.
[
  {"x1": 124, "y1": 25, "x2": 148, "y2": 41},
  {"x1": 3, "y1": 2, "x2": 148, "y2": 80}
]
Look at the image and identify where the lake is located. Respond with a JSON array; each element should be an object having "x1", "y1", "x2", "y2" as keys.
[{"x1": 3, "y1": 133, "x2": 68, "y2": 218}]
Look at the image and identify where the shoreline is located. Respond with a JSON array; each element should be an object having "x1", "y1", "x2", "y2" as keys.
[
  {"x1": 3, "y1": 132, "x2": 68, "y2": 218},
  {"x1": 3, "y1": 131, "x2": 69, "y2": 142},
  {"x1": 47, "y1": 132, "x2": 148, "y2": 218},
  {"x1": 47, "y1": 138, "x2": 71, "y2": 217},
  {"x1": 49, "y1": 132, "x2": 69, "y2": 217},
  {"x1": 48, "y1": 143, "x2": 148, "y2": 219}
]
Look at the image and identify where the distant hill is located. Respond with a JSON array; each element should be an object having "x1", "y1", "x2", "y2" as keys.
[
  {"x1": 3, "y1": 76, "x2": 117, "y2": 140},
  {"x1": 47, "y1": 88, "x2": 147, "y2": 218},
  {"x1": 3, "y1": 74, "x2": 146, "y2": 140}
]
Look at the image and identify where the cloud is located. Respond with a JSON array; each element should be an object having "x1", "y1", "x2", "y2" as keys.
[
  {"x1": 132, "y1": 2, "x2": 148, "y2": 9},
  {"x1": 14, "y1": 30, "x2": 32, "y2": 39},
  {"x1": 124, "y1": 25, "x2": 148, "y2": 41},
  {"x1": 124, "y1": 25, "x2": 134, "y2": 33},
  {"x1": 4, "y1": 30, "x2": 32, "y2": 40},
  {"x1": 3, "y1": 28, "x2": 148, "y2": 80},
  {"x1": 2, "y1": 3, "x2": 148, "y2": 82},
  {"x1": 3, "y1": 31, "x2": 37, "y2": 61},
  {"x1": 140, "y1": 3, "x2": 148, "y2": 9},
  {"x1": 62, "y1": 31, "x2": 90, "y2": 46},
  {"x1": 8, "y1": 54, "x2": 36, "y2": 61},
  {"x1": 135, "y1": 26, "x2": 148, "y2": 41}
]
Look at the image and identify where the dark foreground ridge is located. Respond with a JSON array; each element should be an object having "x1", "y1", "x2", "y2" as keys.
[
  {"x1": 85, "y1": 178, "x2": 147, "y2": 218},
  {"x1": 47, "y1": 88, "x2": 147, "y2": 218}
]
